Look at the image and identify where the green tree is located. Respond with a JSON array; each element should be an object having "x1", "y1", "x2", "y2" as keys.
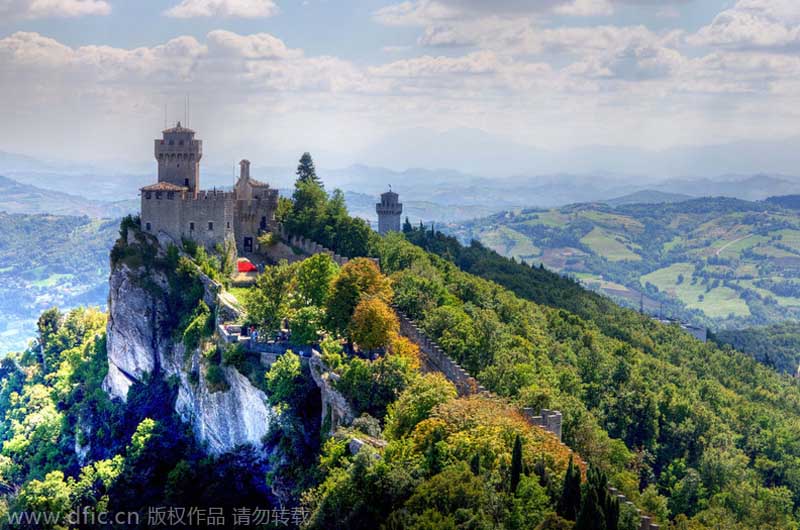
[
  {"x1": 36, "y1": 307, "x2": 63, "y2": 374},
  {"x1": 557, "y1": 455, "x2": 582, "y2": 521},
  {"x1": 245, "y1": 260, "x2": 296, "y2": 334},
  {"x1": 295, "y1": 254, "x2": 339, "y2": 307},
  {"x1": 289, "y1": 306, "x2": 324, "y2": 345},
  {"x1": 265, "y1": 351, "x2": 302, "y2": 405},
  {"x1": 510, "y1": 434, "x2": 523, "y2": 493},
  {"x1": 576, "y1": 467, "x2": 618, "y2": 530},
  {"x1": 335, "y1": 355, "x2": 414, "y2": 419},
  {"x1": 384, "y1": 373, "x2": 457, "y2": 439},
  {"x1": 296, "y1": 152, "x2": 321, "y2": 187}
]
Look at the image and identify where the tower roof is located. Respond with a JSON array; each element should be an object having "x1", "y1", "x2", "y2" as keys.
[
  {"x1": 141, "y1": 182, "x2": 189, "y2": 192},
  {"x1": 162, "y1": 121, "x2": 195, "y2": 134},
  {"x1": 381, "y1": 190, "x2": 399, "y2": 199}
]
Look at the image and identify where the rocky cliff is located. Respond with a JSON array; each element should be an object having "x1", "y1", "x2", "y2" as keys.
[{"x1": 103, "y1": 231, "x2": 277, "y2": 454}]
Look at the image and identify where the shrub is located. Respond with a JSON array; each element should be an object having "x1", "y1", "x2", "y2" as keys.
[
  {"x1": 205, "y1": 364, "x2": 229, "y2": 393},
  {"x1": 265, "y1": 351, "x2": 301, "y2": 405},
  {"x1": 182, "y1": 301, "x2": 213, "y2": 353},
  {"x1": 221, "y1": 344, "x2": 246, "y2": 370}
]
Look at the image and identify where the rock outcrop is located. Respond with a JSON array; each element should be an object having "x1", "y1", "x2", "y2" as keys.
[
  {"x1": 309, "y1": 352, "x2": 354, "y2": 435},
  {"x1": 103, "y1": 233, "x2": 276, "y2": 455},
  {"x1": 175, "y1": 365, "x2": 274, "y2": 455}
]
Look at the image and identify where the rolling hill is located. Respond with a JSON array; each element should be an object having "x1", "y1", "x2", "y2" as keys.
[
  {"x1": 0, "y1": 174, "x2": 135, "y2": 217},
  {"x1": 0, "y1": 213, "x2": 118, "y2": 353},
  {"x1": 453, "y1": 196, "x2": 800, "y2": 329}
]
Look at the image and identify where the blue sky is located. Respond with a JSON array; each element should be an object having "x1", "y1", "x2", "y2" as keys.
[{"x1": 0, "y1": 0, "x2": 798, "y2": 173}]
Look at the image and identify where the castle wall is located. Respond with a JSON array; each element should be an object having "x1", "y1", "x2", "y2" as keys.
[
  {"x1": 234, "y1": 194, "x2": 278, "y2": 255},
  {"x1": 142, "y1": 190, "x2": 234, "y2": 249}
]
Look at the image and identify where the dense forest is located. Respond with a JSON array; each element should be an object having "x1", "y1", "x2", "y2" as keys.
[{"x1": 713, "y1": 321, "x2": 800, "y2": 375}]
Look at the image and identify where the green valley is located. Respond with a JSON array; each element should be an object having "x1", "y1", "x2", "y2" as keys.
[{"x1": 455, "y1": 197, "x2": 800, "y2": 329}]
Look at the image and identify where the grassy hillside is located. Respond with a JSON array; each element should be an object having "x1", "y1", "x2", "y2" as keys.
[
  {"x1": 454, "y1": 197, "x2": 800, "y2": 329},
  {"x1": 0, "y1": 213, "x2": 118, "y2": 353}
]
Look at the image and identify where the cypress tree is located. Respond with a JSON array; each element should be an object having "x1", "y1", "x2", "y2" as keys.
[
  {"x1": 534, "y1": 455, "x2": 550, "y2": 490},
  {"x1": 403, "y1": 217, "x2": 413, "y2": 233},
  {"x1": 576, "y1": 466, "x2": 618, "y2": 530},
  {"x1": 557, "y1": 455, "x2": 581, "y2": 520},
  {"x1": 470, "y1": 453, "x2": 481, "y2": 476},
  {"x1": 510, "y1": 434, "x2": 523, "y2": 493}
]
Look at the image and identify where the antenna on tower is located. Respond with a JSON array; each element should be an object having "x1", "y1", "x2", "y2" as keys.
[{"x1": 164, "y1": 104, "x2": 167, "y2": 129}]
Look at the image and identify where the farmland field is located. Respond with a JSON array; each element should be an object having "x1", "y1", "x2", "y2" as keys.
[{"x1": 455, "y1": 197, "x2": 800, "y2": 329}]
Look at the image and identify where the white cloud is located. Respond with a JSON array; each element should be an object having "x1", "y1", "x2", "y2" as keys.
[
  {"x1": 1, "y1": 12, "x2": 799, "y2": 164},
  {"x1": 690, "y1": 0, "x2": 800, "y2": 50},
  {"x1": 164, "y1": 0, "x2": 279, "y2": 19},
  {"x1": 0, "y1": 0, "x2": 110, "y2": 19},
  {"x1": 554, "y1": 0, "x2": 613, "y2": 17}
]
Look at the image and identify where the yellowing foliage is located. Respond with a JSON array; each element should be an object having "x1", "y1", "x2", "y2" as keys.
[{"x1": 349, "y1": 298, "x2": 399, "y2": 351}]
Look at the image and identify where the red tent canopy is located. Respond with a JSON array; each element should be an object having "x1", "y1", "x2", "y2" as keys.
[{"x1": 237, "y1": 259, "x2": 258, "y2": 273}]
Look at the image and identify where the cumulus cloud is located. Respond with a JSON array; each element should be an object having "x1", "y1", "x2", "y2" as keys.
[
  {"x1": 2, "y1": 4, "x2": 799, "y2": 163},
  {"x1": 690, "y1": 0, "x2": 800, "y2": 51},
  {"x1": 0, "y1": 0, "x2": 110, "y2": 19},
  {"x1": 164, "y1": 0, "x2": 279, "y2": 18}
]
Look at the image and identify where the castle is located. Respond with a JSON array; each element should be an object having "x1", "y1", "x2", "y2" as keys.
[{"x1": 140, "y1": 123, "x2": 279, "y2": 255}]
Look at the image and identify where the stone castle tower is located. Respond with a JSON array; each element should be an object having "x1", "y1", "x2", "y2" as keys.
[
  {"x1": 141, "y1": 124, "x2": 278, "y2": 255},
  {"x1": 155, "y1": 122, "x2": 201, "y2": 196},
  {"x1": 376, "y1": 189, "x2": 403, "y2": 235}
]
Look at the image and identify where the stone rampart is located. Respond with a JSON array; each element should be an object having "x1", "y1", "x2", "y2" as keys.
[
  {"x1": 395, "y1": 309, "x2": 484, "y2": 397},
  {"x1": 393, "y1": 308, "x2": 571, "y2": 441},
  {"x1": 309, "y1": 351, "x2": 354, "y2": 435},
  {"x1": 277, "y1": 224, "x2": 349, "y2": 266}
]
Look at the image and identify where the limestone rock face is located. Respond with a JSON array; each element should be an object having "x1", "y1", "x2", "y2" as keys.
[
  {"x1": 103, "y1": 242, "x2": 276, "y2": 455},
  {"x1": 103, "y1": 262, "x2": 171, "y2": 400},
  {"x1": 175, "y1": 366, "x2": 275, "y2": 455}
]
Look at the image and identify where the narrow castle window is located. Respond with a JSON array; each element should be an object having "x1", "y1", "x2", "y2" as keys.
[
  {"x1": 208, "y1": 222, "x2": 214, "y2": 231},
  {"x1": 145, "y1": 192, "x2": 152, "y2": 199},
  {"x1": 156, "y1": 192, "x2": 162, "y2": 199},
  {"x1": 189, "y1": 222, "x2": 195, "y2": 231},
  {"x1": 167, "y1": 192, "x2": 174, "y2": 200},
  {"x1": 146, "y1": 222, "x2": 151, "y2": 231},
  {"x1": 184, "y1": 178, "x2": 189, "y2": 187},
  {"x1": 227, "y1": 222, "x2": 231, "y2": 229}
]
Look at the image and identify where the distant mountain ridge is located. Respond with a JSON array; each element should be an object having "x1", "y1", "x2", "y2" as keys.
[
  {"x1": 766, "y1": 195, "x2": 800, "y2": 210},
  {"x1": 3, "y1": 147, "x2": 800, "y2": 214},
  {"x1": 604, "y1": 190, "x2": 694, "y2": 206},
  {"x1": 0, "y1": 174, "x2": 134, "y2": 218}
]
